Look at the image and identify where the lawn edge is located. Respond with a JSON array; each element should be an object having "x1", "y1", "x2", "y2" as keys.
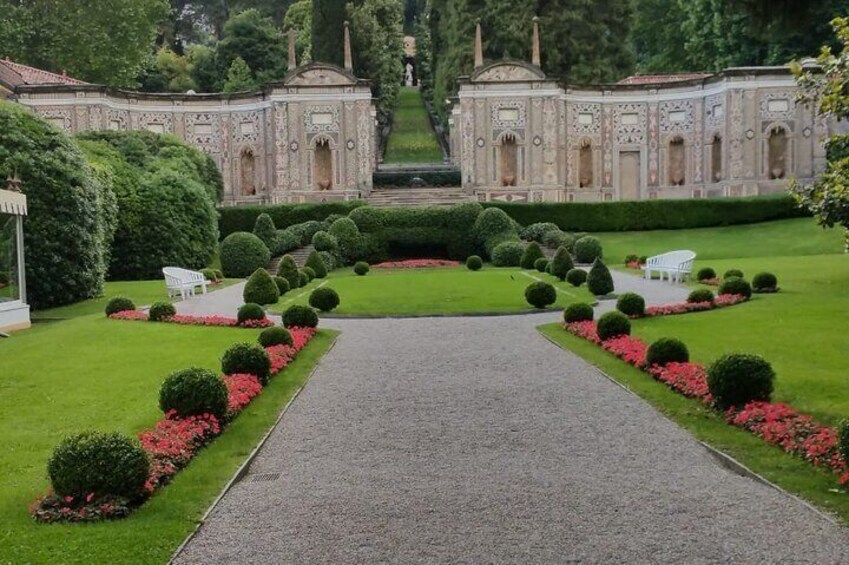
[
  {"x1": 536, "y1": 324, "x2": 844, "y2": 527},
  {"x1": 167, "y1": 329, "x2": 341, "y2": 564}
]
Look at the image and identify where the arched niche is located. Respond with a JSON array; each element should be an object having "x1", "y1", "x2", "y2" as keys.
[
  {"x1": 668, "y1": 136, "x2": 686, "y2": 186},
  {"x1": 499, "y1": 133, "x2": 518, "y2": 187},
  {"x1": 711, "y1": 134, "x2": 723, "y2": 182},
  {"x1": 579, "y1": 139, "x2": 594, "y2": 188},
  {"x1": 239, "y1": 148, "x2": 256, "y2": 196},
  {"x1": 768, "y1": 126, "x2": 788, "y2": 180},
  {"x1": 313, "y1": 137, "x2": 334, "y2": 190}
]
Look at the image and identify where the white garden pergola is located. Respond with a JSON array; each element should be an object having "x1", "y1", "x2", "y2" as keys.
[{"x1": 0, "y1": 175, "x2": 29, "y2": 333}]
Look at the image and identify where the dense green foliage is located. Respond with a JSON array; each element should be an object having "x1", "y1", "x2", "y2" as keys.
[
  {"x1": 524, "y1": 281, "x2": 557, "y2": 309},
  {"x1": 697, "y1": 267, "x2": 717, "y2": 281},
  {"x1": 645, "y1": 338, "x2": 690, "y2": 367},
  {"x1": 237, "y1": 303, "x2": 266, "y2": 325},
  {"x1": 312, "y1": 231, "x2": 340, "y2": 254},
  {"x1": 282, "y1": 304, "x2": 319, "y2": 328},
  {"x1": 354, "y1": 261, "x2": 370, "y2": 276},
  {"x1": 243, "y1": 268, "x2": 280, "y2": 305},
  {"x1": 311, "y1": 0, "x2": 347, "y2": 66},
  {"x1": 597, "y1": 311, "x2": 632, "y2": 341},
  {"x1": 473, "y1": 206, "x2": 521, "y2": 257},
  {"x1": 273, "y1": 275, "x2": 290, "y2": 296},
  {"x1": 47, "y1": 432, "x2": 149, "y2": 500},
  {"x1": 277, "y1": 255, "x2": 301, "y2": 289},
  {"x1": 587, "y1": 258, "x2": 614, "y2": 296},
  {"x1": 159, "y1": 367, "x2": 229, "y2": 419},
  {"x1": 534, "y1": 258, "x2": 549, "y2": 272},
  {"x1": 491, "y1": 241, "x2": 525, "y2": 267},
  {"x1": 549, "y1": 247, "x2": 574, "y2": 281},
  {"x1": 574, "y1": 236, "x2": 603, "y2": 263},
  {"x1": 220, "y1": 232, "x2": 271, "y2": 278},
  {"x1": 372, "y1": 169, "x2": 462, "y2": 188},
  {"x1": 218, "y1": 201, "x2": 365, "y2": 239},
  {"x1": 521, "y1": 222, "x2": 560, "y2": 242},
  {"x1": 520, "y1": 242, "x2": 545, "y2": 270},
  {"x1": 302, "y1": 266, "x2": 316, "y2": 281},
  {"x1": 707, "y1": 353, "x2": 775, "y2": 410},
  {"x1": 328, "y1": 217, "x2": 364, "y2": 265},
  {"x1": 466, "y1": 255, "x2": 483, "y2": 271},
  {"x1": 383, "y1": 88, "x2": 444, "y2": 163},
  {"x1": 253, "y1": 213, "x2": 278, "y2": 250},
  {"x1": 221, "y1": 342, "x2": 272, "y2": 385},
  {"x1": 687, "y1": 289, "x2": 715, "y2": 304},
  {"x1": 566, "y1": 268, "x2": 587, "y2": 287},
  {"x1": 258, "y1": 326, "x2": 294, "y2": 348},
  {"x1": 148, "y1": 301, "x2": 177, "y2": 322},
  {"x1": 105, "y1": 297, "x2": 135, "y2": 317},
  {"x1": 752, "y1": 272, "x2": 778, "y2": 292},
  {"x1": 724, "y1": 269, "x2": 744, "y2": 278},
  {"x1": 840, "y1": 421, "x2": 849, "y2": 465},
  {"x1": 719, "y1": 276, "x2": 753, "y2": 299},
  {"x1": 616, "y1": 292, "x2": 646, "y2": 317},
  {"x1": 564, "y1": 302, "x2": 594, "y2": 323},
  {"x1": 305, "y1": 250, "x2": 328, "y2": 278},
  {"x1": 309, "y1": 287, "x2": 340, "y2": 312}
]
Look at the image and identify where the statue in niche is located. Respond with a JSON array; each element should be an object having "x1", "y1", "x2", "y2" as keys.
[
  {"x1": 711, "y1": 135, "x2": 723, "y2": 182},
  {"x1": 500, "y1": 134, "x2": 518, "y2": 186},
  {"x1": 314, "y1": 139, "x2": 333, "y2": 190},
  {"x1": 768, "y1": 127, "x2": 788, "y2": 180},
  {"x1": 240, "y1": 149, "x2": 256, "y2": 195},
  {"x1": 579, "y1": 141, "x2": 593, "y2": 188},
  {"x1": 669, "y1": 137, "x2": 686, "y2": 186}
]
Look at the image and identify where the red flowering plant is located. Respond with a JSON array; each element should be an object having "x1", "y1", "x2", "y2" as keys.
[
  {"x1": 30, "y1": 491, "x2": 133, "y2": 523},
  {"x1": 644, "y1": 293, "x2": 747, "y2": 318},
  {"x1": 601, "y1": 335, "x2": 647, "y2": 368},
  {"x1": 139, "y1": 412, "x2": 221, "y2": 492},
  {"x1": 109, "y1": 311, "x2": 273, "y2": 328},
  {"x1": 373, "y1": 259, "x2": 461, "y2": 269},
  {"x1": 647, "y1": 362, "x2": 712, "y2": 403},
  {"x1": 564, "y1": 321, "x2": 601, "y2": 344},
  {"x1": 223, "y1": 374, "x2": 263, "y2": 417}
]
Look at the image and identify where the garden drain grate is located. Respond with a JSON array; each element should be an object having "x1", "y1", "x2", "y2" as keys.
[{"x1": 243, "y1": 472, "x2": 282, "y2": 484}]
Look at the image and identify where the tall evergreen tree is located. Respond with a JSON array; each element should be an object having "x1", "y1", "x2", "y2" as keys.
[{"x1": 312, "y1": 0, "x2": 347, "y2": 66}]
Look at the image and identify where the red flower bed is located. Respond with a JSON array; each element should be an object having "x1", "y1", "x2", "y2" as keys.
[
  {"x1": 139, "y1": 412, "x2": 221, "y2": 492},
  {"x1": 601, "y1": 335, "x2": 647, "y2": 368},
  {"x1": 224, "y1": 374, "x2": 263, "y2": 416},
  {"x1": 647, "y1": 362, "x2": 712, "y2": 403},
  {"x1": 372, "y1": 259, "x2": 461, "y2": 269},
  {"x1": 108, "y1": 310, "x2": 274, "y2": 328},
  {"x1": 700, "y1": 277, "x2": 721, "y2": 286},
  {"x1": 644, "y1": 293, "x2": 747, "y2": 318}
]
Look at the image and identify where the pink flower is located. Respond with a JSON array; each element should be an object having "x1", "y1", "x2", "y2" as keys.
[{"x1": 373, "y1": 259, "x2": 461, "y2": 269}]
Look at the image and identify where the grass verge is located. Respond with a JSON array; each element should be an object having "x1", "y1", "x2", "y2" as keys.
[{"x1": 383, "y1": 87, "x2": 443, "y2": 164}]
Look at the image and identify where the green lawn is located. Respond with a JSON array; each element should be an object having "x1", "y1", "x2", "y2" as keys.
[
  {"x1": 383, "y1": 87, "x2": 444, "y2": 164},
  {"x1": 0, "y1": 311, "x2": 337, "y2": 564},
  {"x1": 270, "y1": 266, "x2": 595, "y2": 316}
]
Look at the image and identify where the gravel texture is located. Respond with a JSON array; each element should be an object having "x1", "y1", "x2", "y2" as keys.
[{"x1": 174, "y1": 314, "x2": 849, "y2": 564}]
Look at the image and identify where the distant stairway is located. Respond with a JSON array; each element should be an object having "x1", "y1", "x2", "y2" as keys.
[
  {"x1": 366, "y1": 187, "x2": 475, "y2": 208},
  {"x1": 267, "y1": 244, "x2": 315, "y2": 273}
]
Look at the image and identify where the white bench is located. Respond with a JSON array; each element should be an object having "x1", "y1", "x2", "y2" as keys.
[
  {"x1": 163, "y1": 267, "x2": 209, "y2": 300},
  {"x1": 643, "y1": 250, "x2": 696, "y2": 283}
]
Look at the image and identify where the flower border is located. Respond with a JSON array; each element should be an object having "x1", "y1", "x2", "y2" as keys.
[{"x1": 109, "y1": 310, "x2": 274, "y2": 328}]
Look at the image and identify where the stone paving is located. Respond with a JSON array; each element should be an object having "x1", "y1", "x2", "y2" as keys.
[{"x1": 170, "y1": 273, "x2": 848, "y2": 564}]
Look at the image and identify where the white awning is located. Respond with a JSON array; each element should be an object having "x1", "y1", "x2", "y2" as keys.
[{"x1": 0, "y1": 189, "x2": 26, "y2": 215}]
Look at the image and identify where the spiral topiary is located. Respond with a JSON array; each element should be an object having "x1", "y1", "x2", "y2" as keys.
[
  {"x1": 466, "y1": 255, "x2": 483, "y2": 271},
  {"x1": 354, "y1": 261, "x2": 370, "y2": 276},
  {"x1": 616, "y1": 292, "x2": 646, "y2": 317},
  {"x1": 159, "y1": 367, "x2": 229, "y2": 419},
  {"x1": 707, "y1": 353, "x2": 775, "y2": 410},
  {"x1": 645, "y1": 338, "x2": 690, "y2": 367},
  {"x1": 596, "y1": 311, "x2": 631, "y2": 341},
  {"x1": 282, "y1": 304, "x2": 319, "y2": 328},
  {"x1": 237, "y1": 303, "x2": 266, "y2": 325},
  {"x1": 697, "y1": 267, "x2": 717, "y2": 282},
  {"x1": 105, "y1": 296, "x2": 135, "y2": 316},
  {"x1": 524, "y1": 281, "x2": 557, "y2": 309},
  {"x1": 309, "y1": 287, "x2": 340, "y2": 312},
  {"x1": 148, "y1": 301, "x2": 176, "y2": 322},
  {"x1": 221, "y1": 342, "x2": 272, "y2": 385},
  {"x1": 243, "y1": 268, "x2": 280, "y2": 305},
  {"x1": 258, "y1": 326, "x2": 293, "y2": 348},
  {"x1": 574, "y1": 236, "x2": 603, "y2": 263},
  {"x1": 752, "y1": 272, "x2": 778, "y2": 292},
  {"x1": 687, "y1": 289, "x2": 715, "y2": 304},
  {"x1": 718, "y1": 276, "x2": 752, "y2": 299},
  {"x1": 564, "y1": 302, "x2": 594, "y2": 323},
  {"x1": 566, "y1": 268, "x2": 587, "y2": 287},
  {"x1": 220, "y1": 232, "x2": 271, "y2": 278}
]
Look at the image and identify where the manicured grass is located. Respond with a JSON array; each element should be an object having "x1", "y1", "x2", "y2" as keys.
[
  {"x1": 538, "y1": 324, "x2": 849, "y2": 524},
  {"x1": 0, "y1": 314, "x2": 337, "y2": 564},
  {"x1": 269, "y1": 266, "x2": 595, "y2": 316},
  {"x1": 383, "y1": 87, "x2": 444, "y2": 164}
]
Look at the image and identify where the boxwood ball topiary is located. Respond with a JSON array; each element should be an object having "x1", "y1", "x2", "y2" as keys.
[
  {"x1": 309, "y1": 287, "x2": 340, "y2": 312},
  {"x1": 354, "y1": 261, "x2": 370, "y2": 276},
  {"x1": 47, "y1": 431, "x2": 150, "y2": 500},
  {"x1": 564, "y1": 302, "x2": 594, "y2": 323},
  {"x1": 687, "y1": 289, "x2": 715, "y2": 304},
  {"x1": 707, "y1": 353, "x2": 775, "y2": 410},
  {"x1": 724, "y1": 269, "x2": 744, "y2": 279},
  {"x1": 105, "y1": 296, "x2": 135, "y2": 316},
  {"x1": 243, "y1": 268, "x2": 280, "y2": 305},
  {"x1": 534, "y1": 257, "x2": 549, "y2": 272},
  {"x1": 616, "y1": 292, "x2": 646, "y2": 317},
  {"x1": 646, "y1": 338, "x2": 690, "y2": 367},
  {"x1": 550, "y1": 247, "x2": 575, "y2": 281},
  {"x1": 221, "y1": 343, "x2": 272, "y2": 385},
  {"x1": 752, "y1": 272, "x2": 778, "y2": 292},
  {"x1": 148, "y1": 301, "x2": 176, "y2": 322},
  {"x1": 304, "y1": 249, "x2": 328, "y2": 279},
  {"x1": 491, "y1": 241, "x2": 525, "y2": 267},
  {"x1": 587, "y1": 258, "x2": 615, "y2": 296},
  {"x1": 159, "y1": 367, "x2": 229, "y2": 419},
  {"x1": 258, "y1": 326, "x2": 294, "y2": 348},
  {"x1": 718, "y1": 276, "x2": 752, "y2": 299},
  {"x1": 220, "y1": 232, "x2": 271, "y2": 278},
  {"x1": 273, "y1": 276, "x2": 290, "y2": 296},
  {"x1": 574, "y1": 236, "x2": 603, "y2": 264},
  {"x1": 520, "y1": 241, "x2": 546, "y2": 270},
  {"x1": 298, "y1": 270, "x2": 309, "y2": 287},
  {"x1": 303, "y1": 266, "x2": 316, "y2": 282},
  {"x1": 697, "y1": 267, "x2": 717, "y2": 281},
  {"x1": 466, "y1": 255, "x2": 483, "y2": 271},
  {"x1": 524, "y1": 281, "x2": 557, "y2": 309},
  {"x1": 282, "y1": 304, "x2": 319, "y2": 328},
  {"x1": 597, "y1": 311, "x2": 631, "y2": 341},
  {"x1": 566, "y1": 268, "x2": 587, "y2": 287},
  {"x1": 237, "y1": 303, "x2": 266, "y2": 325}
]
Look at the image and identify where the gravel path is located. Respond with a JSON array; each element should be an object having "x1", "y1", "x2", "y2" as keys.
[{"x1": 173, "y1": 314, "x2": 849, "y2": 564}]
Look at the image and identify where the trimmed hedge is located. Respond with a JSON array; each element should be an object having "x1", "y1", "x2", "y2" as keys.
[
  {"x1": 466, "y1": 255, "x2": 483, "y2": 270},
  {"x1": 616, "y1": 292, "x2": 645, "y2": 317},
  {"x1": 697, "y1": 267, "x2": 717, "y2": 281},
  {"x1": 372, "y1": 168, "x2": 461, "y2": 188},
  {"x1": 534, "y1": 257, "x2": 549, "y2": 272},
  {"x1": 105, "y1": 296, "x2": 135, "y2": 316},
  {"x1": 719, "y1": 277, "x2": 753, "y2": 299},
  {"x1": 218, "y1": 201, "x2": 366, "y2": 239},
  {"x1": 566, "y1": 268, "x2": 587, "y2": 287},
  {"x1": 482, "y1": 194, "x2": 807, "y2": 232},
  {"x1": 277, "y1": 255, "x2": 301, "y2": 289},
  {"x1": 354, "y1": 261, "x2": 370, "y2": 276},
  {"x1": 220, "y1": 232, "x2": 271, "y2": 278},
  {"x1": 273, "y1": 276, "x2": 290, "y2": 296},
  {"x1": 491, "y1": 241, "x2": 525, "y2": 267},
  {"x1": 148, "y1": 301, "x2": 176, "y2": 321},
  {"x1": 707, "y1": 353, "x2": 775, "y2": 410},
  {"x1": 752, "y1": 272, "x2": 778, "y2": 292},
  {"x1": 253, "y1": 213, "x2": 277, "y2": 250},
  {"x1": 687, "y1": 289, "x2": 715, "y2": 304},
  {"x1": 258, "y1": 326, "x2": 293, "y2": 348},
  {"x1": 328, "y1": 217, "x2": 364, "y2": 265},
  {"x1": 574, "y1": 236, "x2": 603, "y2": 263},
  {"x1": 564, "y1": 302, "x2": 594, "y2": 323},
  {"x1": 237, "y1": 303, "x2": 265, "y2": 325}
]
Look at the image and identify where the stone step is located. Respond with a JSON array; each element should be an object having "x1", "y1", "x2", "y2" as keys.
[
  {"x1": 366, "y1": 187, "x2": 474, "y2": 208},
  {"x1": 267, "y1": 244, "x2": 315, "y2": 273}
]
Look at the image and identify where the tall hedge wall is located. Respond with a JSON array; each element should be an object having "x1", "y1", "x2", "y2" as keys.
[
  {"x1": 483, "y1": 194, "x2": 806, "y2": 232},
  {"x1": 218, "y1": 201, "x2": 367, "y2": 239}
]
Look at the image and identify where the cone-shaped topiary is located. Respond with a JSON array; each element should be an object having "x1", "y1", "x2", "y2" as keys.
[
  {"x1": 273, "y1": 276, "x2": 290, "y2": 296},
  {"x1": 566, "y1": 268, "x2": 587, "y2": 287},
  {"x1": 707, "y1": 353, "x2": 774, "y2": 410},
  {"x1": 564, "y1": 303, "x2": 594, "y2": 323},
  {"x1": 305, "y1": 249, "x2": 328, "y2": 278},
  {"x1": 550, "y1": 246, "x2": 575, "y2": 281},
  {"x1": 587, "y1": 258, "x2": 614, "y2": 296},
  {"x1": 277, "y1": 255, "x2": 301, "y2": 290},
  {"x1": 520, "y1": 242, "x2": 546, "y2": 270},
  {"x1": 243, "y1": 268, "x2": 280, "y2": 305},
  {"x1": 524, "y1": 281, "x2": 557, "y2": 309},
  {"x1": 252, "y1": 213, "x2": 277, "y2": 250}
]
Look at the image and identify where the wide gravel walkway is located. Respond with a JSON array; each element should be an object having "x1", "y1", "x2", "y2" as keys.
[{"x1": 174, "y1": 313, "x2": 849, "y2": 564}]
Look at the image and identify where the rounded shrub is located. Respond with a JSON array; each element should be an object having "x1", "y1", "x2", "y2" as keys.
[
  {"x1": 304, "y1": 249, "x2": 328, "y2": 279},
  {"x1": 243, "y1": 268, "x2": 280, "y2": 305},
  {"x1": 564, "y1": 302, "x2": 594, "y2": 323},
  {"x1": 221, "y1": 343, "x2": 272, "y2": 385},
  {"x1": 543, "y1": 230, "x2": 576, "y2": 251},
  {"x1": 534, "y1": 258, "x2": 549, "y2": 272},
  {"x1": 466, "y1": 255, "x2": 483, "y2": 271},
  {"x1": 220, "y1": 232, "x2": 271, "y2": 278},
  {"x1": 273, "y1": 276, "x2": 290, "y2": 296},
  {"x1": 549, "y1": 247, "x2": 575, "y2": 281},
  {"x1": 159, "y1": 367, "x2": 228, "y2": 419},
  {"x1": 638, "y1": 255, "x2": 647, "y2": 265},
  {"x1": 258, "y1": 326, "x2": 293, "y2": 348},
  {"x1": 302, "y1": 266, "x2": 316, "y2": 282},
  {"x1": 491, "y1": 241, "x2": 525, "y2": 267},
  {"x1": 616, "y1": 292, "x2": 646, "y2": 317},
  {"x1": 473, "y1": 207, "x2": 518, "y2": 252},
  {"x1": 237, "y1": 303, "x2": 266, "y2": 325},
  {"x1": 309, "y1": 287, "x2": 340, "y2": 312},
  {"x1": 687, "y1": 289, "x2": 715, "y2": 304},
  {"x1": 596, "y1": 311, "x2": 631, "y2": 341},
  {"x1": 752, "y1": 272, "x2": 778, "y2": 292},
  {"x1": 625, "y1": 254, "x2": 639, "y2": 264},
  {"x1": 354, "y1": 261, "x2": 370, "y2": 276},
  {"x1": 328, "y1": 217, "x2": 363, "y2": 264},
  {"x1": 282, "y1": 304, "x2": 319, "y2": 328},
  {"x1": 718, "y1": 276, "x2": 752, "y2": 299},
  {"x1": 524, "y1": 281, "x2": 557, "y2": 309},
  {"x1": 566, "y1": 268, "x2": 587, "y2": 287},
  {"x1": 297, "y1": 270, "x2": 309, "y2": 287},
  {"x1": 274, "y1": 228, "x2": 300, "y2": 255},
  {"x1": 148, "y1": 301, "x2": 176, "y2": 322},
  {"x1": 697, "y1": 267, "x2": 717, "y2": 282},
  {"x1": 252, "y1": 213, "x2": 277, "y2": 250},
  {"x1": 574, "y1": 236, "x2": 603, "y2": 263},
  {"x1": 587, "y1": 258, "x2": 614, "y2": 296},
  {"x1": 645, "y1": 338, "x2": 690, "y2": 367},
  {"x1": 724, "y1": 269, "x2": 744, "y2": 279},
  {"x1": 105, "y1": 296, "x2": 135, "y2": 316},
  {"x1": 521, "y1": 222, "x2": 560, "y2": 242},
  {"x1": 47, "y1": 431, "x2": 150, "y2": 500},
  {"x1": 707, "y1": 353, "x2": 775, "y2": 410},
  {"x1": 318, "y1": 251, "x2": 337, "y2": 272},
  {"x1": 277, "y1": 255, "x2": 300, "y2": 290},
  {"x1": 520, "y1": 242, "x2": 546, "y2": 270},
  {"x1": 312, "y1": 230, "x2": 339, "y2": 253}
]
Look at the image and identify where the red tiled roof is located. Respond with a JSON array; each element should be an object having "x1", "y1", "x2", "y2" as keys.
[
  {"x1": 618, "y1": 73, "x2": 712, "y2": 85},
  {"x1": 0, "y1": 58, "x2": 88, "y2": 86}
]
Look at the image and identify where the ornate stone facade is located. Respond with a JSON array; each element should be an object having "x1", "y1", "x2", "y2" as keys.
[
  {"x1": 8, "y1": 63, "x2": 376, "y2": 206},
  {"x1": 452, "y1": 61, "x2": 838, "y2": 203}
]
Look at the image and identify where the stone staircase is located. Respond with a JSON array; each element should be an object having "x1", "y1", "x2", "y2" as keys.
[
  {"x1": 366, "y1": 187, "x2": 475, "y2": 208},
  {"x1": 267, "y1": 244, "x2": 315, "y2": 273}
]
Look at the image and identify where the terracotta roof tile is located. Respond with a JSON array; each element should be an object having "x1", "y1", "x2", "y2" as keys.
[{"x1": 0, "y1": 59, "x2": 88, "y2": 86}]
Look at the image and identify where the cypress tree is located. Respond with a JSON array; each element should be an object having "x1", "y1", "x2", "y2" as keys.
[
  {"x1": 587, "y1": 258, "x2": 615, "y2": 297},
  {"x1": 549, "y1": 246, "x2": 574, "y2": 281},
  {"x1": 519, "y1": 242, "x2": 545, "y2": 270},
  {"x1": 311, "y1": 0, "x2": 347, "y2": 66},
  {"x1": 305, "y1": 249, "x2": 328, "y2": 278},
  {"x1": 277, "y1": 254, "x2": 301, "y2": 290}
]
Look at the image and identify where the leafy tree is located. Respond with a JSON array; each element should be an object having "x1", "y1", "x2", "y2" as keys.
[
  {"x1": 217, "y1": 9, "x2": 287, "y2": 86},
  {"x1": 312, "y1": 0, "x2": 347, "y2": 66},
  {"x1": 283, "y1": 0, "x2": 313, "y2": 64},
  {"x1": 140, "y1": 46, "x2": 197, "y2": 92},
  {"x1": 223, "y1": 56, "x2": 258, "y2": 92},
  {"x1": 188, "y1": 44, "x2": 222, "y2": 92}
]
